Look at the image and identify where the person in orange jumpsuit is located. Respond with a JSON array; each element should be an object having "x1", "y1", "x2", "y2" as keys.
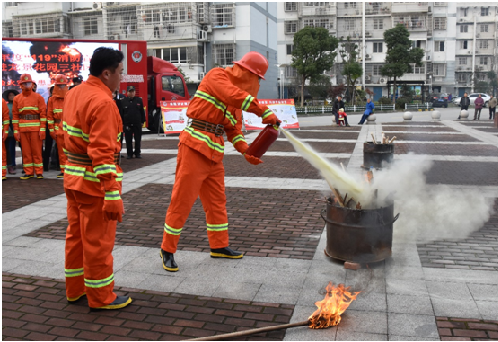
[
  {"x1": 160, "y1": 51, "x2": 281, "y2": 272},
  {"x1": 12, "y1": 74, "x2": 46, "y2": 179},
  {"x1": 2, "y1": 99, "x2": 10, "y2": 180},
  {"x1": 47, "y1": 75, "x2": 69, "y2": 178},
  {"x1": 63, "y1": 47, "x2": 131, "y2": 310}
]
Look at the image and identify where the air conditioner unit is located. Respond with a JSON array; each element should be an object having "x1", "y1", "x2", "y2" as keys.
[
  {"x1": 203, "y1": 25, "x2": 212, "y2": 33},
  {"x1": 466, "y1": 67, "x2": 471, "y2": 70},
  {"x1": 199, "y1": 72, "x2": 205, "y2": 80},
  {"x1": 468, "y1": 51, "x2": 472, "y2": 54},
  {"x1": 428, "y1": 6, "x2": 432, "y2": 12},
  {"x1": 198, "y1": 30, "x2": 207, "y2": 41},
  {"x1": 365, "y1": 54, "x2": 371, "y2": 59},
  {"x1": 92, "y1": 2, "x2": 101, "y2": 10},
  {"x1": 476, "y1": 33, "x2": 480, "y2": 38},
  {"x1": 380, "y1": 78, "x2": 386, "y2": 83},
  {"x1": 365, "y1": 32, "x2": 372, "y2": 37},
  {"x1": 459, "y1": 19, "x2": 464, "y2": 22},
  {"x1": 365, "y1": 75, "x2": 371, "y2": 81}
]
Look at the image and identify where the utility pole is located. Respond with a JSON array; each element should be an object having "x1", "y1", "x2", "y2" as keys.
[
  {"x1": 362, "y1": 1, "x2": 366, "y2": 90},
  {"x1": 471, "y1": 13, "x2": 477, "y2": 93}
]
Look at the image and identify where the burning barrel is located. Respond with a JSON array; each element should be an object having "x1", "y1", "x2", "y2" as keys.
[
  {"x1": 321, "y1": 200, "x2": 399, "y2": 264},
  {"x1": 363, "y1": 142, "x2": 394, "y2": 169}
]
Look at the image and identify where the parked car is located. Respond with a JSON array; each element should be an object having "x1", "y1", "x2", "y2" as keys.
[
  {"x1": 453, "y1": 93, "x2": 490, "y2": 107},
  {"x1": 431, "y1": 96, "x2": 448, "y2": 108}
]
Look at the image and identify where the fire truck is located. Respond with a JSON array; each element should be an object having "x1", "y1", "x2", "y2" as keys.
[{"x1": 1, "y1": 38, "x2": 189, "y2": 132}]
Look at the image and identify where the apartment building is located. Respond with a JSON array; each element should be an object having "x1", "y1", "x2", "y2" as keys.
[
  {"x1": 2, "y1": 2, "x2": 278, "y2": 98},
  {"x1": 277, "y1": 2, "x2": 498, "y2": 101}
]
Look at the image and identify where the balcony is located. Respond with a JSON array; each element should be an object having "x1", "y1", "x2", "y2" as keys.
[
  {"x1": 393, "y1": 17, "x2": 427, "y2": 31},
  {"x1": 337, "y1": 7, "x2": 362, "y2": 17},
  {"x1": 391, "y1": 2, "x2": 428, "y2": 14},
  {"x1": 365, "y1": 3, "x2": 391, "y2": 16},
  {"x1": 299, "y1": 5, "x2": 336, "y2": 17}
]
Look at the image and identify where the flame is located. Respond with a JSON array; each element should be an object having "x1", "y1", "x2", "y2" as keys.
[
  {"x1": 308, "y1": 282, "x2": 360, "y2": 329},
  {"x1": 61, "y1": 46, "x2": 80, "y2": 57}
]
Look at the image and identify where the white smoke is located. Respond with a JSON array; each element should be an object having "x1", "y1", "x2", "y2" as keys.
[{"x1": 281, "y1": 129, "x2": 494, "y2": 243}]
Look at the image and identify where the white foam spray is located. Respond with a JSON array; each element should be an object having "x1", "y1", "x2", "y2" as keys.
[{"x1": 280, "y1": 128, "x2": 494, "y2": 243}]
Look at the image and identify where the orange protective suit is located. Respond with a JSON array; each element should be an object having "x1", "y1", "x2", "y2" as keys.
[
  {"x1": 12, "y1": 85, "x2": 47, "y2": 176},
  {"x1": 162, "y1": 64, "x2": 276, "y2": 253},
  {"x1": 63, "y1": 75, "x2": 123, "y2": 308},
  {"x1": 2, "y1": 99, "x2": 10, "y2": 179},
  {"x1": 47, "y1": 86, "x2": 68, "y2": 173}
]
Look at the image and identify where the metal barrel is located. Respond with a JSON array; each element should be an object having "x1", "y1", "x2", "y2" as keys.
[
  {"x1": 363, "y1": 142, "x2": 394, "y2": 169},
  {"x1": 321, "y1": 201, "x2": 399, "y2": 263}
]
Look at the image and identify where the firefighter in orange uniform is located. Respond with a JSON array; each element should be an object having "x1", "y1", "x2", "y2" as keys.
[
  {"x1": 63, "y1": 47, "x2": 130, "y2": 310},
  {"x1": 160, "y1": 51, "x2": 280, "y2": 272},
  {"x1": 48, "y1": 75, "x2": 69, "y2": 178},
  {"x1": 2, "y1": 99, "x2": 10, "y2": 180},
  {"x1": 12, "y1": 74, "x2": 47, "y2": 179}
]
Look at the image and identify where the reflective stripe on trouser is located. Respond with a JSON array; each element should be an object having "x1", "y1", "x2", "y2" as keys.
[
  {"x1": 2, "y1": 140, "x2": 6, "y2": 177},
  {"x1": 56, "y1": 134, "x2": 66, "y2": 174},
  {"x1": 20, "y1": 131, "x2": 43, "y2": 175},
  {"x1": 162, "y1": 143, "x2": 229, "y2": 253},
  {"x1": 65, "y1": 189, "x2": 117, "y2": 308}
]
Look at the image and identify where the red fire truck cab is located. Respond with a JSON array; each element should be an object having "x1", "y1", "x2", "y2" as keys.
[{"x1": 1, "y1": 38, "x2": 189, "y2": 131}]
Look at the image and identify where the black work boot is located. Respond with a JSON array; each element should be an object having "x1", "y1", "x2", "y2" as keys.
[
  {"x1": 160, "y1": 249, "x2": 178, "y2": 272},
  {"x1": 90, "y1": 295, "x2": 132, "y2": 310},
  {"x1": 210, "y1": 247, "x2": 244, "y2": 259}
]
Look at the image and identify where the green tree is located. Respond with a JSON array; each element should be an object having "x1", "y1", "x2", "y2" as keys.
[
  {"x1": 380, "y1": 24, "x2": 424, "y2": 104},
  {"x1": 308, "y1": 74, "x2": 331, "y2": 100},
  {"x1": 291, "y1": 26, "x2": 338, "y2": 106},
  {"x1": 488, "y1": 70, "x2": 498, "y2": 96},
  {"x1": 339, "y1": 37, "x2": 363, "y2": 105}
]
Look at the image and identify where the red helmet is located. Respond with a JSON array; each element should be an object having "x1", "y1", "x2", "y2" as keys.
[
  {"x1": 20, "y1": 74, "x2": 33, "y2": 84},
  {"x1": 233, "y1": 51, "x2": 268, "y2": 80},
  {"x1": 55, "y1": 74, "x2": 68, "y2": 85}
]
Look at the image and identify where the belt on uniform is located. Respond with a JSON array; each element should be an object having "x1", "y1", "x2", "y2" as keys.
[
  {"x1": 54, "y1": 119, "x2": 61, "y2": 123},
  {"x1": 19, "y1": 114, "x2": 40, "y2": 120},
  {"x1": 188, "y1": 119, "x2": 224, "y2": 137},
  {"x1": 65, "y1": 151, "x2": 121, "y2": 166}
]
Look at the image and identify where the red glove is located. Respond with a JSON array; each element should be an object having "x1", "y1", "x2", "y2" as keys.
[
  {"x1": 244, "y1": 153, "x2": 263, "y2": 165},
  {"x1": 14, "y1": 132, "x2": 20, "y2": 142},
  {"x1": 39, "y1": 131, "x2": 46, "y2": 140},
  {"x1": 103, "y1": 196, "x2": 125, "y2": 223},
  {"x1": 50, "y1": 131, "x2": 56, "y2": 140},
  {"x1": 2, "y1": 132, "x2": 6, "y2": 142},
  {"x1": 262, "y1": 113, "x2": 281, "y2": 126}
]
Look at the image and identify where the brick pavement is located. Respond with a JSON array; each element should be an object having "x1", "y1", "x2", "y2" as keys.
[
  {"x1": 224, "y1": 155, "x2": 350, "y2": 179},
  {"x1": 382, "y1": 125, "x2": 458, "y2": 132},
  {"x1": 137, "y1": 140, "x2": 180, "y2": 150},
  {"x1": 418, "y1": 199, "x2": 498, "y2": 271},
  {"x1": 268, "y1": 141, "x2": 356, "y2": 154},
  {"x1": 27, "y1": 184, "x2": 326, "y2": 259},
  {"x1": 119, "y1": 155, "x2": 176, "y2": 173},
  {"x1": 2, "y1": 272, "x2": 294, "y2": 341},
  {"x1": 425, "y1": 161, "x2": 498, "y2": 186},
  {"x1": 436, "y1": 317, "x2": 498, "y2": 341},
  {"x1": 395, "y1": 143, "x2": 498, "y2": 156},
  {"x1": 289, "y1": 131, "x2": 360, "y2": 140},
  {"x1": 391, "y1": 133, "x2": 479, "y2": 142},
  {"x1": 298, "y1": 125, "x2": 362, "y2": 131},
  {"x1": 2, "y1": 178, "x2": 64, "y2": 213}
]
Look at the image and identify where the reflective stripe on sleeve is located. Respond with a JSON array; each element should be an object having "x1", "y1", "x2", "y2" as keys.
[
  {"x1": 262, "y1": 109, "x2": 273, "y2": 120},
  {"x1": 242, "y1": 95, "x2": 254, "y2": 111},
  {"x1": 232, "y1": 134, "x2": 246, "y2": 145},
  {"x1": 104, "y1": 190, "x2": 121, "y2": 201},
  {"x1": 63, "y1": 121, "x2": 90, "y2": 142}
]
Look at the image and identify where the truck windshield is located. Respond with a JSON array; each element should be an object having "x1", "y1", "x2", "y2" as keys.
[{"x1": 162, "y1": 76, "x2": 185, "y2": 97}]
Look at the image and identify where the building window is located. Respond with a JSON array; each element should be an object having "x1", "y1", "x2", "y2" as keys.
[
  {"x1": 459, "y1": 57, "x2": 467, "y2": 65},
  {"x1": 373, "y1": 19, "x2": 383, "y2": 30},
  {"x1": 285, "y1": 21, "x2": 298, "y2": 34},
  {"x1": 123, "y1": 16, "x2": 137, "y2": 34},
  {"x1": 479, "y1": 40, "x2": 489, "y2": 49},
  {"x1": 285, "y1": 2, "x2": 297, "y2": 11},
  {"x1": 304, "y1": 2, "x2": 327, "y2": 6},
  {"x1": 460, "y1": 25, "x2": 468, "y2": 33},
  {"x1": 303, "y1": 18, "x2": 330, "y2": 29},
  {"x1": 480, "y1": 24, "x2": 488, "y2": 33},
  {"x1": 161, "y1": 47, "x2": 188, "y2": 63},
  {"x1": 344, "y1": 19, "x2": 355, "y2": 31},
  {"x1": 83, "y1": 17, "x2": 98, "y2": 35},
  {"x1": 481, "y1": 7, "x2": 489, "y2": 16},
  {"x1": 410, "y1": 63, "x2": 425, "y2": 74},
  {"x1": 285, "y1": 66, "x2": 297, "y2": 78},
  {"x1": 286, "y1": 44, "x2": 293, "y2": 55},
  {"x1": 373, "y1": 64, "x2": 382, "y2": 76},
  {"x1": 462, "y1": 8, "x2": 468, "y2": 17},
  {"x1": 212, "y1": 4, "x2": 234, "y2": 27},
  {"x1": 411, "y1": 40, "x2": 422, "y2": 49},
  {"x1": 434, "y1": 18, "x2": 446, "y2": 30},
  {"x1": 373, "y1": 42, "x2": 383, "y2": 53},
  {"x1": 461, "y1": 40, "x2": 468, "y2": 49},
  {"x1": 435, "y1": 41, "x2": 444, "y2": 52},
  {"x1": 434, "y1": 63, "x2": 446, "y2": 76},
  {"x1": 479, "y1": 57, "x2": 488, "y2": 65},
  {"x1": 457, "y1": 73, "x2": 466, "y2": 82},
  {"x1": 434, "y1": 2, "x2": 447, "y2": 6},
  {"x1": 213, "y1": 44, "x2": 234, "y2": 67}
]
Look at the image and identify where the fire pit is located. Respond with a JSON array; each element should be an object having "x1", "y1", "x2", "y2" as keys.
[
  {"x1": 321, "y1": 199, "x2": 399, "y2": 264},
  {"x1": 363, "y1": 142, "x2": 394, "y2": 169}
]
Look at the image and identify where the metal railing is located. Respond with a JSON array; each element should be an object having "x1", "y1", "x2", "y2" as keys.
[
  {"x1": 405, "y1": 103, "x2": 433, "y2": 110},
  {"x1": 294, "y1": 104, "x2": 396, "y2": 115}
]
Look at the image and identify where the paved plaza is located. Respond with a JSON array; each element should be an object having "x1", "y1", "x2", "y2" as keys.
[{"x1": 2, "y1": 108, "x2": 498, "y2": 340}]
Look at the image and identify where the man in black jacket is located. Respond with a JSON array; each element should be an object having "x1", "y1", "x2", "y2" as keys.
[
  {"x1": 458, "y1": 92, "x2": 470, "y2": 120},
  {"x1": 122, "y1": 86, "x2": 145, "y2": 159},
  {"x1": 332, "y1": 95, "x2": 348, "y2": 126}
]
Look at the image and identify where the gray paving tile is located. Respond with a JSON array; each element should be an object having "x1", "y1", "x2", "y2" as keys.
[
  {"x1": 335, "y1": 331, "x2": 388, "y2": 341},
  {"x1": 114, "y1": 269, "x2": 151, "y2": 288},
  {"x1": 136, "y1": 273, "x2": 186, "y2": 293},
  {"x1": 475, "y1": 300, "x2": 498, "y2": 320},
  {"x1": 387, "y1": 293, "x2": 434, "y2": 315},
  {"x1": 385, "y1": 266, "x2": 426, "y2": 280},
  {"x1": 389, "y1": 335, "x2": 439, "y2": 341},
  {"x1": 253, "y1": 283, "x2": 302, "y2": 304},
  {"x1": 338, "y1": 310, "x2": 388, "y2": 335},
  {"x1": 212, "y1": 281, "x2": 261, "y2": 301},
  {"x1": 426, "y1": 281, "x2": 473, "y2": 301},
  {"x1": 467, "y1": 283, "x2": 498, "y2": 302},
  {"x1": 430, "y1": 299, "x2": 481, "y2": 319},
  {"x1": 175, "y1": 278, "x2": 224, "y2": 297},
  {"x1": 387, "y1": 313, "x2": 439, "y2": 339},
  {"x1": 386, "y1": 279, "x2": 428, "y2": 296}
]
